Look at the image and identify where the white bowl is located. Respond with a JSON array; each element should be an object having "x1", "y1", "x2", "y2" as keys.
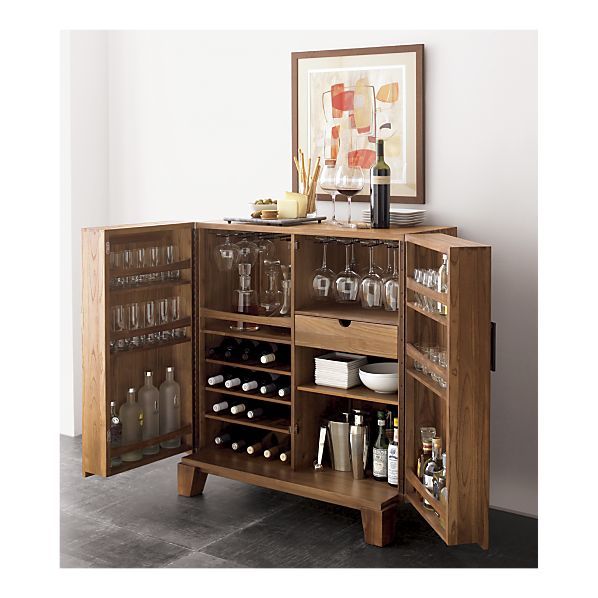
[{"x1": 359, "y1": 362, "x2": 399, "y2": 394}]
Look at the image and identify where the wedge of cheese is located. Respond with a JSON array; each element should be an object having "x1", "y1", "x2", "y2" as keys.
[
  {"x1": 277, "y1": 197, "x2": 299, "y2": 219},
  {"x1": 284, "y1": 192, "x2": 308, "y2": 218}
]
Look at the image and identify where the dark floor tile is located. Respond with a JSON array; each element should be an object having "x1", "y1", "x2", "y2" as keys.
[{"x1": 166, "y1": 551, "x2": 245, "y2": 568}]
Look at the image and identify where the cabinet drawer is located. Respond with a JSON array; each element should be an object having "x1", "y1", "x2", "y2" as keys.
[{"x1": 295, "y1": 315, "x2": 398, "y2": 359}]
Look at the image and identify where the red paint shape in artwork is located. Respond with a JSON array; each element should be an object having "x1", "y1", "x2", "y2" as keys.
[
  {"x1": 368, "y1": 135, "x2": 377, "y2": 143},
  {"x1": 357, "y1": 126, "x2": 371, "y2": 134},
  {"x1": 332, "y1": 91, "x2": 354, "y2": 112},
  {"x1": 331, "y1": 83, "x2": 345, "y2": 118},
  {"x1": 348, "y1": 149, "x2": 376, "y2": 168},
  {"x1": 349, "y1": 113, "x2": 356, "y2": 129},
  {"x1": 331, "y1": 125, "x2": 340, "y2": 140}
]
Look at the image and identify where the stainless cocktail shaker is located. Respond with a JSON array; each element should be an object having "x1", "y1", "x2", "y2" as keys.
[{"x1": 349, "y1": 412, "x2": 369, "y2": 479}]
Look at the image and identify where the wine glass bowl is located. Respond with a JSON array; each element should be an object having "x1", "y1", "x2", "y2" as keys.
[
  {"x1": 335, "y1": 163, "x2": 364, "y2": 229},
  {"x1": 310, "y1": 238, "x2": 336, "y2": 301},
  {"x1": 319, "y1": 161, "x2": 340, "y2": 226},
  {"x1": 334, "y1": 240, "x2": 361, "y2": 303},
  {"x1": 383, "y1": 244, "x2": 400, "y2": 311},
  {"x1": 359, "y1": 241, "x2": 383, "y2": 309}
]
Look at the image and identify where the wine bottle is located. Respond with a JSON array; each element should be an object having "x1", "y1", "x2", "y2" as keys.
[
  {"x1": 231, "y1": 439, "x2": 247, "y2": 451},
  {"x1": 260, "y1": 377, "x2": 285, "y2": 394},
  {"x1": 207, "y1": 337, "x2": 240, "y2": 361},
  {"x1": 247, "y1": 432, "x2": 275, "y2": 456},
  {"x1": 212, "y1": 399, "x2": 243, "y2": 413},
  {"x1": 387, "y1": 417, "x2": 399, "y2": 487},
  {"x1": 214, "y1": 432, "x2": 232, "y2": 446},
  {"x1": 207, "y1": 367, "x2": 237, "y2": 387},
  {"x1": 370, "y1": 139, "x2": 390, "y2": 229},
  {"x1": 256, "y1": 342, "x2": 280, "y2": 364},
  {"x1": 264, "y1": 439, "x2": 289, "y2": 459},
  {"x1": 225, "y1": 371, "x2": 253, "y2": 390},
  {"x1": 238, "y1": 339, "x2": 259, "y2": 362},
  {"x1": 277, "y1": 386, "x2": 291, "y2": 398},
  {"x1": 279, "y1": 450, "x2": 291, "y2": 463},
  {"x1": 230, "y1": 402, "x2": 248, "y2": 415},
  {"x1": 241, "y1": 372, "x2": 275, "y2": 392},
  {"x1": 246, "y1": 407, "x2": 264, "y2": 419},
  {"x1": 372, "y1": 410, "x2": 389, "y2": 481}
]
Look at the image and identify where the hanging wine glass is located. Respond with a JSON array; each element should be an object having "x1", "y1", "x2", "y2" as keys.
[
  {"x1": 383, "y1": 244, "x2": 400, "y2": 311},
  {"x1": 360, "y1": 241, "x2": 384, "y2": 309},
  {"x1": 236, "y1": 235, "x2": 258, "y2": 265},
  {"x1": 213, "y1": 234, "x2": 240, "y2": 272},
  {"x1": 357, "y1": 240, "x2": 384, "y2": 277},
  {"x1": 335, "y1": 163, "x2": 364, "y2": 229},
  {"x1": 334, "y1": 240, "x2": 361, "y2": 303},
  {"x1": 310, "y1": 238, "x2": 336, "y2": 301},
  {"x1": 319, "y1": 161, "x2": 340, "y2": 226}
]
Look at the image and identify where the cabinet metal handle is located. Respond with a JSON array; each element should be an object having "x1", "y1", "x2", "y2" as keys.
[{"x1": 491, "y1": 322, "x2": 496, "y2": 371}]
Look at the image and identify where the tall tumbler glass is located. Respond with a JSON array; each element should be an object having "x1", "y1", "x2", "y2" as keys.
[
  {"x1": 111, "y1": 304, "x2": 126, "y2": 351},
  {"x1": 144, "y1": 300, "x2": 157, "y2": 343},
  {"x1": 158, "y1": 298, "x2": 170, "y2": 341},
  {"x1": 127, "y1": 302, "x2": 141, "y2": 348}
]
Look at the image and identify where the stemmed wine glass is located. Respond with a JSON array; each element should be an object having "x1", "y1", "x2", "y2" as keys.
[
  {"x1": 319, "y1": 160, "x2": 340, "y2": 226},
  {"x1": 335, "y1": 162, "x2": 364, "y2": 229},
  {"x1": 383, "y1": 244, "x2": 400, "y2": 311},
  {"x1": 334, "y1": 239, "x2": 361, "y2": 302},
  {"x1": 360, "y1": 241, "x2": 384, "y2": 309},
  {"x1": 310, "y1": 238, "x2": 336, "y2": 301}
]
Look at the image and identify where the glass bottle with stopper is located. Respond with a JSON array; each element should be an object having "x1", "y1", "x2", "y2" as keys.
[{"x1": 230, "y1": 262, "x2": 260, "y2": 332}]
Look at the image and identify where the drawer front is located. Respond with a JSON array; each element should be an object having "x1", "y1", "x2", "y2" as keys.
[{"x1": 295, "y1": 315, "x2": 398, "y2": 359}]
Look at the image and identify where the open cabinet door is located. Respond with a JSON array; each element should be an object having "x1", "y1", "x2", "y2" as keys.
[
  {"x1": 81, "y1": 223, "x2": 196, "y2": 477},
  {"x1": 403, "y1": 233, "x2": 491, "y2": 549}
]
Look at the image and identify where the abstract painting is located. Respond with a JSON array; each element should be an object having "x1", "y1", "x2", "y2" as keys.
[{"x1": 292, "y1": 45, "x2": 424, "y2": 203}]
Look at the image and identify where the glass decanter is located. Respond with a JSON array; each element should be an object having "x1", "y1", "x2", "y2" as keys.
[
  {"x1": 261, "y1": 259, "x2": 283, "y2": 316},
  {"x1": 231, "y1": 262, "x2": 260, "y2": 331},
  {"x1": 279, "y1": 265, "x2": 291, "y2": 316}
]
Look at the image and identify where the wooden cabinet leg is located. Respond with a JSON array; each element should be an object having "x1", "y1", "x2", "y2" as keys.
[
  {"x1": 361, "y1": 506, "x2": 397, "y2": 547},
  {"x1": 177, "y1": 463, "x2": 208, "y2": 497}
]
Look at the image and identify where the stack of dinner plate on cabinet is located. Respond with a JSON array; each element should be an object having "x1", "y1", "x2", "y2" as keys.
[
  {"x1": 314, "y1": 352, "x2": 368, "y2": 389},
  {"x1": 361, "y1": 207, "x2": 426, "y2": 227}
]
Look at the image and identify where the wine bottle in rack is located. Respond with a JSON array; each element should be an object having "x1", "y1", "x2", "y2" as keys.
[
  {"x1": 231, "y1": 438, "x2": 247, "y2": 451},
  {"x1": 225, "y1": 371, "x2": 253, "y2": 390},
  {"x1": 238, "y1": 339, "x2": 259, "y2": 362},
  {"x1": 212, "y1": 398, "x2": 243, "y2": 413},
  {"x1": 241, "y1": 372, "x2": 277, "y2": 392},
  {"x1": 214, "y1": 432, "x2": 232, "y2": 446},
  {"x1": 256, "y1": 342, "x2": 281, "y2": 364},
  {"x1": 279, "y1": 450, "x2": 291, "y2": 463},
  {"x1": 207, "y1": 337, "x2": 241, "y2": 361},
  {"x1": 247, "y1": 407, "x2": 265, "y2": 419},
  {"x1": 246, "y1": 432, "x2": 275, "y2": 456},
  {"x1": 230, "y1": 402, "x2": 248, "y2": 415},
  {"x1": 277, "y1": 386, "x2": 291, "y2": 398},
  {"x1": 207, "y1": 367, "x2": 238, "y2": 387},
  {"x1": 263, "y1": 439, "x2": 290, "y2": 459},
  {"x1": 370, "y1": 139, "x2": 390, "y2": 229},
  {"x1": 261, "y1": 376, "x2": 287, "y2": 395}
]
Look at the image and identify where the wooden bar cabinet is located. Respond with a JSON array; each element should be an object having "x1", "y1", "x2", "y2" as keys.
[{"x1": 82, "y1": 221, "x2": 491, "y2": 549}]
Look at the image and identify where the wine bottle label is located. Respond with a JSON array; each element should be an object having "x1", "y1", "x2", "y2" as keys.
[
  {"x1": 423, "y1": 473, "x2": 434, "y2": 504},
  {"x1": 242, "y1": 381, "x2": 259, "y2": 391},
  {"x1": 387, "y1": 445, "x2": 399, "y2": 485},
  {"x1": 373, "y1": 447, "x2": 388, "y2": 478},
  {"x1": 371, "y1": 175, "x2": 390, "y2": 185}
]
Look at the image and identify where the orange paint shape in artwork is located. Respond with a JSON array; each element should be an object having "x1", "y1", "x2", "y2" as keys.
[
  {"x1": 331, "y1": 83, "x2": 345, "y2": 118},
  {"x1": 331, "y1": 125, "x2": 340, "y2": 140},
  {"x1": 354, "y1": 77, "x2": 373, "y2": 135},
  {"x1": 349, "y1": 113, "x2": 356, "y2": 129},
  {"x1": 331, "y1": 137, "x2": 339, "y2": 160},
  {"x1": 348, "y1": 149, "x2": 376, "y2": 168},
  {"x1": 376, "y1": 82, "x2": 399, "y2": 103},
  {"x1": 332, "y1": 90, "x2": 354, "y2": 112}
]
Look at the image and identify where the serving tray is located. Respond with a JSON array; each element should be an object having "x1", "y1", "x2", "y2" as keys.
[{"x1": 223, "y1": 216, "x2": 326, "y2": 226}]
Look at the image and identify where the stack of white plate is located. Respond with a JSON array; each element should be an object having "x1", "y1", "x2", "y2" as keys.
[
  {"x1": 314, "y1": 352, "x2": 368, "y2": 389},
  {"x1": 361, "y1": 207, "x2": 426, "y2": 226}
]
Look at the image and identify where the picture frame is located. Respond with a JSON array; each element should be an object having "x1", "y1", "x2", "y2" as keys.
[{"x1": 291, "y1": 44, "x2": 424, "y2": 204}]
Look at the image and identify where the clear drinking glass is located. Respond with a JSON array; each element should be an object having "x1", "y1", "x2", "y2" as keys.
[
  {"x1": 127, "y1": 302, "x2": 141, "y2": 348},
  {"x1": 360, "y1": 242, "x2": 383, "y2": 309},
  {"x1": 319, "y1": 161, "x2": 340, "y2": 225},
  {"x1": 335, "y1": 163, "x2": 364, "y2": 229},
  {"x1": 158, "y1": 298, "x2": 170, "y2": 341},
  {"x1": 383, "y1": 244, "x2": 400, "y2": 311},
  {"x1": 111, "y1": 304, "x2": 126, "y2": 351},
  {"x1": 148, "y1": 246, "x2": 161, "y2": 282},
  {"x1": 169, "y1": 296, "x2": 185, "y2": 338},
  {"x1": 144, "y1": 300, "x2": 157, "y2": 343},
  {"x1": 334, "y1": 240, "x2": 361, "y2": 302},
  {"x1": 310, "y1": 238, "x2": 336, "y2": 301}
]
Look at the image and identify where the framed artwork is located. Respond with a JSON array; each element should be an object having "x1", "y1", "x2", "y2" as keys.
[{"x1": 292, "y1": 44, "x2": 424, "y2": 203}]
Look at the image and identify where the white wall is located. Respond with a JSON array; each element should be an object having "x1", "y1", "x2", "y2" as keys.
[
  {"x1": 60, "y1": 31, "x2": 109, "y2": 436},
  {"x1": 66, "y1": 30, "x2": 538, "y2": 516}
]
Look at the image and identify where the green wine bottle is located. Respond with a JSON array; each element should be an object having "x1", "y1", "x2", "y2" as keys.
[{"x1": 370, "y1": 139, "x2": 390, "y2": 228}]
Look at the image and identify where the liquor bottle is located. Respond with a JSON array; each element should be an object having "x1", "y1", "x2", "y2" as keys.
[
  {"x1": 439, "y1": 453, "x2": 448, "y2": 506},
  {"x1": 108, "y1": 401, "x2": 122, "y2": 467},
  {"x1": 387, "y1": 417, "x2": 399, "y2": 487},
  {"x1": 279, "y1": 450, "x2": 291, "y2": 463},
  {"x1": 247, "y1": 432, "x2": 275, "y2": 456},
  {"x1": 277, "y1": 385, "x2": 291, "y2": 398},
  {"x1": 434, "y1": 451, "x2": 447, "y2": 500},
  {"x1": 260, "y1": 376, "x2": 286, "y2": 395},
  {"x1": 207, "y1": 367, "x2": 238, "y2": 387},
  {"x1": 264, "y1": 439, "x2": 289, "y2": 459},
  {"x1": 212, "y1": 398, "x2": 243, "y2": 413},
  {"x1": 372, "y1": 410, "x2": 389, "y2": 481},
  {"x1": 225, "y1": 371, "x2": 253, "y2": 390},
  {"x1": 241, "y1": 372, "x2": 274, "y2": 392},
  {"x1": 417, "y1": 440, "x2": 432, "y2": 481},
  {"x1": 370, "y1": 139, "x2": 390, "y2": 229},
  {"x1": 437, "y1": 254, "x2": 449, "y2": 315},
  {"x1": 159, "y1": 366, "x2": 181, "y2": 449},
  {"x1": 247, "y1": 407, "x2": 265, "y2": 419},
  {"x1": 214, "y1": 432, "x2": 232, "y2": 446},
  {"x1": 230, "y1": 402, "x2": 248, "y2": 415},
  {"x1": 423, "y1": 437, "x2": 443, "y2": 510},
  {"x1": 138, "y1": 371, "x2": 160, "y2": 455},
  {"x1": 119, "y1": 388, "x2": 144, "y2": 462}
]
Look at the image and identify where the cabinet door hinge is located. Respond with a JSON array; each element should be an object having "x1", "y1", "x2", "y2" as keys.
[{"x1": 105, "y1": 241, "x2": 110, "y2": 255}]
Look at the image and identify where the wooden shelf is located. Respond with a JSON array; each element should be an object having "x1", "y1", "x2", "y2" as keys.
[
  {"x1": 200, "y1": 308, "x2": 292, "y2": 329},
  {"x1": 110, "y1": 425, "x2": 192, "y2": 457},
  {"x1": 111, "y1": 317, "x2": 192, "y2": 341},
  {"x1": 295, "y1": 304, "x2": 399, "y2": 326},
  {"x1": 406, "y1": 277, "x2": 448, "y2": 305},
  {"x1": 205, "y1": 413, "x2": 291, "y2": 434},
  {"x1": 405, "y1": 343, "x2": 448, "y2": 381},
  {"x1": 205, "y1": 386, "x2": 291, "y2": 406},
  {"x1": 183, "y1": 447, "x2": 399, "y2": 511},
  {"x1": 202, "y1": 319, "x2": 292, "y2": 345},
  {"x1": 406, "y1": 301, "x2": 448, "y2": 326},
  {"x1": 405, "y1": 232, "x2": 489, "y2": 254},
  {"x1": 110, "y1": 258, "x2": 191, "y2": 278},
  {"x1": 297, "y1": 383, "x2": 398, "y2": 405},
  {"x1": 205, "y1": 357, "x2": 291, "y2": 376},
  {"x1": 405, "y1": 492, "x2": 447, "y2": 543},
  {"x1": 406, "y1": 367, "x2": 447, "y2": 399},
  {"x1": 110, "y1": 336, "x2": 191, "y2": 357},
  {"x1": 109, "y1": 444, "x2": 192, "y2": 475},
  {"x1": 405, "y1": 468, "x2": 447, "y2": 522},
  {"x1": 110, "y1": 279, "x2": 191, "y2": 295}
]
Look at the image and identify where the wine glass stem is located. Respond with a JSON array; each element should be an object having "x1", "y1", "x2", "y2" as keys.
[
  {"x1": 347, "y1": 196, "x2": 352, "y2": 225},
  {"x1": 322, "y1": 243, "x2": 328, "y2": 269},
  {"x1": 345, "y1": 244, "x2": 351, "y2": 272},
  {"x1": 369, "y1": 246, "x2": 374, "y2": 274},
  {"x1": 331, "y1": 193, "x2": 337, "y2": 222}
]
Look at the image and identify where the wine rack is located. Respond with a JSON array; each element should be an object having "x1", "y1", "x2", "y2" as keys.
[{"x1": 82, "y1": 221, "x2": 491, "y2": 549}]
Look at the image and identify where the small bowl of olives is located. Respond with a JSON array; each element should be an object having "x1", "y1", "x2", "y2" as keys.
[{"x1": 249, "y1": 198, "x2": 277, "y2": 213}]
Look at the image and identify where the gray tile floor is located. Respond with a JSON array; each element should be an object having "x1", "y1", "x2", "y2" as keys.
[{"x1": 61, "y1": 435, "x2": 537, "y2": 568}]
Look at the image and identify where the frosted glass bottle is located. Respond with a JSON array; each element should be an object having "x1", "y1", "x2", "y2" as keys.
[
  {"x1": 159, "y1": 366, "x2": 181, "y2": 448},
  {"x1": 119, "y1": 388, "x2": 144, "y2": 462},
  {"x1": 138, "y1": 371, "x2": 160, "y2": 455}
]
